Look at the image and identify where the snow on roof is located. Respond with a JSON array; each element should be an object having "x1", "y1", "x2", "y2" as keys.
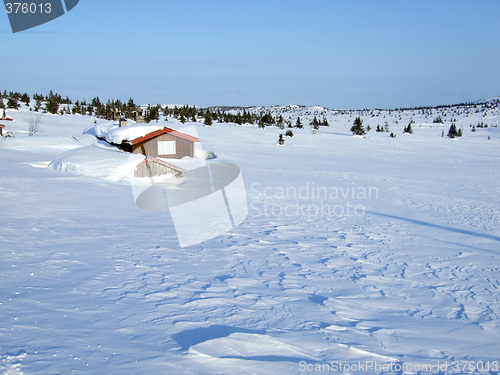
[
  {"x1": 86, "y1": 121, "x2": 199, "y2": 145},
  {"x1": 106, "y1": 124, "x2": 166, "y2": 144}
]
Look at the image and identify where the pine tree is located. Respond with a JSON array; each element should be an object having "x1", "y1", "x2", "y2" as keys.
[
  {"x1": 7, "y1": 96, "x2": 20, "y2": 110},
  {"x1": 204, "y1": 110, "x2": 213, "y2": 126},
  {"x1": 45, "y1": 96, "x2": 59, "y2": 114},
  {"x1": 20, "y1": 93, "x2": 30, "y2": 106},
  {"x1": 296, "y1": 116, "x2": 303, "y2": 129},
  {"x1": 235, "y1": 113, "x2": 243, "y2": 125},
  {"x1": 350, "y1": 117, "x2": 366, "y2": 136},
  {"x1": 403, "y1": 123, "x2": 413, "y2": 134},
  {"x1": 91, "y1": 97, "x2": 101, "y2": 108},
  {"x1": 277, "y1": 134, "x2": 285, "y2": 145},
  {"x1": 310, "y1": 116, "x2": 319, "y2": 127},
  {"x1": 447, "y1": 124, "x2": 459, "y2": 138},
  {"x1": 277, "y1": 115, "x2": 284, "y2": 129}
]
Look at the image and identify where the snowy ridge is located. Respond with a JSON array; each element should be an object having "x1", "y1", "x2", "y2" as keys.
[{"x1": 217, "y1": 97, "x2": 500, "y2": 128}]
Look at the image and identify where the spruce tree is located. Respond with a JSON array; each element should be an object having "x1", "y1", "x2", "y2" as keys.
[
  {"x1": 296, "y1": 117, "x2": 303, "y2": 129},
  {"x1": 350, "y1": 117, "x2": 366, "y2": 136},
  {"x1": 403, "y1": 123, "x2": 413, "y2": 134},
  {"x1": 45, "y1": 96, "x2": 59, "y2": 114},
  {"x1": 7, "y1": 96, "x2": 20, "y2": 110},
  {"x1": 277, "y1": 115, "x2": 284, "y2": 129},
  {"x1": 235, "y1": 113, "x2": 243, "y2": 125},
  {"x1": 447, "y1": 124, "x2": 459, "y2": 138},
  {"x1": 20, "y1": 93, "x2": 30, "y2": 106},
  {"x1": 163, "y1": 105, "x2": 170, "y2": 118},
  {"x1": 204, "y1": 110, "x2": 213, "y2": 126},
  {"x1": 310, "y1": 116, "x2": 319, "y2": 127}
]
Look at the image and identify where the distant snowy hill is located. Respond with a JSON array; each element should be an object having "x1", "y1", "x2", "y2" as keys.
[{"x1": 210, "y1": 97, "x2": 500, "y2": 142}]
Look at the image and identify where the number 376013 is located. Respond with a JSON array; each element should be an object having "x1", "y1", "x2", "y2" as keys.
[{"x1": 5, "y1": 3, "x2": 52, "y2": 14}]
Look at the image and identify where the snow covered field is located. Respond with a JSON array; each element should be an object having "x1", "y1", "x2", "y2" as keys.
[{"x1": 1, "y1": 102, "x2": 499, "y2": 374}]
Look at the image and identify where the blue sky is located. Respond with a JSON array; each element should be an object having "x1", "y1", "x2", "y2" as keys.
[{"x1": 1, "y1": 0, "x2": 499, "y2": 108}]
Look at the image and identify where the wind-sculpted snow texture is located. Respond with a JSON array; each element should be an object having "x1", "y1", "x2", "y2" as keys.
[{"x1": 0, "y1": 101, "x2": 499, "y2": 374}]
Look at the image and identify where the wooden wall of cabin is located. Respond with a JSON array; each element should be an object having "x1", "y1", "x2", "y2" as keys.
[{"x1": 131, "y1": 134, "x2": 194, "y2": 159}]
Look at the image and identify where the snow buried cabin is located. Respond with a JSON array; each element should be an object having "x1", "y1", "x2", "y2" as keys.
[
  {"x1": 90, "y1": 122, "x2": 201, "y2": 178},
  {"x1": 93, "y1": 123, "x2": 200, "y2": 159},
  {"x1": 117, "y1": 127, "x2": 199, "y2": 159}
]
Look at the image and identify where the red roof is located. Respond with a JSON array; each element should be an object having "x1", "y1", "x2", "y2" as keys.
[
  {"x1": 129, "y1": 127, "x2": 199, "y2": 145},
  {"x1": 1, "y1": 117, "x2": 13, "y2": 121},
  {"x1": 0, "y1": 124, "x2": 5, "y2": 128}
]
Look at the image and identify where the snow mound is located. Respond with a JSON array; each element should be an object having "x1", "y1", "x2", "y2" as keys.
[
  {"x1": 194, "y1": 147, "x2": 216, "y2": 160},
  {"x1": 0, "y1": 135, "x2": 81, "y2": 153},
  {"x1": 48, "y1": 145, "x2": 144, "y2": 183},
  {"x1": 189, "y1": 332, "x2": 314, "y2": 360}
]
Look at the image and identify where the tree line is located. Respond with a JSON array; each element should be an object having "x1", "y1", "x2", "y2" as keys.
[{"x1": 0, "y1": 89, "x2": 333, "y2": 130}]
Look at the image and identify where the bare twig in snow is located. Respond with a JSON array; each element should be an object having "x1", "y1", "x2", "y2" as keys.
[{"x1": 28, "y1": 114, "x2": 41, "y2": 136}]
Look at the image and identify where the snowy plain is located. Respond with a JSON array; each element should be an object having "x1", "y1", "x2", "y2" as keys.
[{"x1": 0, "y1": 101, "x2": 499, "y2": 374}]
